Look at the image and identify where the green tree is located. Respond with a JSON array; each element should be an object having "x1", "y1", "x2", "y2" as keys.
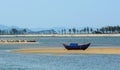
[
  {"x1": 69, "y1": 29, "x2": 72, "y2": 34},
  {"x1": 72, "y1": 28, "x2": 76, "y2": 34},
  {"x1": 83, "y1": 28, "x2": 87, "y2": 33},
  {"x1": 76, "y1": 29, "x2": 79, "y2": 34},
  {"x1": 100, "y1": 27, "x2": 105, "y2": 33},
  {"x1": 63, "y1": 29, "x2": 66, "y2": 34},
  {"x1": 11, "y1": 28, "x2": 18, "y2": 34},
  {"x1": 61, "y1": 29, "x2": 64, "y2": 34},
  {"x1": 23, "y1": 29, "x2": 27, "y2": 34},
  {"x1": 0, "y1": 30, "x2": 1, "y2": 35},
  {"x1": 86, "y1": 27, "x2": 89, "y2": 34},
  {"x1": 90, "y1": 28, "x2": 93, "y2": 33}
]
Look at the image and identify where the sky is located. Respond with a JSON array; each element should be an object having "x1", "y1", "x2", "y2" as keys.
[{"x1": 0, "y1": 0, "x2": 120, "y2": 29}]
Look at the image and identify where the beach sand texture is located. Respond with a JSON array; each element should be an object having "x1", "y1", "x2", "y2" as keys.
[{"x1": 12, "y1": 48, "x2": 120, "y2": 54}]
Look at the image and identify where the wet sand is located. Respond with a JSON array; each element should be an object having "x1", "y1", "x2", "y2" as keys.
[{"x1": 11, "y1": 48, "x2": 120, "y2": 54}]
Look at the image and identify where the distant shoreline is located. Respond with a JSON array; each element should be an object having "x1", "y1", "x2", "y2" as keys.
[{"x1": 0, "y1": 34, "x2": 120, "y2": 37}]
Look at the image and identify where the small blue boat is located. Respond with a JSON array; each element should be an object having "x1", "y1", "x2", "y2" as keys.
[{"x1": 63, "y1": 43, "x2": 90, "y2": 50}]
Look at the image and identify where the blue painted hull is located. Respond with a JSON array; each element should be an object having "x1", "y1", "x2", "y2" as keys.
[{"x1": 63, "y1": 43, "x2": 90, "y2": 50}]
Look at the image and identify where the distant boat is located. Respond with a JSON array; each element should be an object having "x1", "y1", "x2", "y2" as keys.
[{"x1": 63, "y1": 43, "x2": 91, "y2": 50}]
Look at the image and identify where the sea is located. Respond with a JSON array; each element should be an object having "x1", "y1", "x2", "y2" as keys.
[{"x1": 0, "y1": 36, "x2": 120, "y2": 70}]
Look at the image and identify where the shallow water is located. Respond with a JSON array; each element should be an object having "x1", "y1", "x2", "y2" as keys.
[
  {"x1": 0, "y1": 51, "x2": 120, "y2": 70},
  {"x1": 0, "y1": 36, "x2": 120, "y2": 50},
  {"x1": 0, "y1": 36, "x2": 120, "y2": 70}
]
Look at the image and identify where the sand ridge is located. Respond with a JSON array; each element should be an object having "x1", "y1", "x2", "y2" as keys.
[{"x1": 11, "y1": 48, "x2": 120, "y2": 54}]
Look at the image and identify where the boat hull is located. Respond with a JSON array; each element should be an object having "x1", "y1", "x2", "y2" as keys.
[{"x1": 63, "y1": 43, "x2": 90, "y2": 50}]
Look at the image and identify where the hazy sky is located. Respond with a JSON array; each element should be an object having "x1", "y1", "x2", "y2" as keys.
[{"x1": 0, "y1": 0, "x2": 120, "y2": 28}]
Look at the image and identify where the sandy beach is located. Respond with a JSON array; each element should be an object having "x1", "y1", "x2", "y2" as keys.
[{"x1": 11, "y1": 48, "x2": 120, "y2": 54}]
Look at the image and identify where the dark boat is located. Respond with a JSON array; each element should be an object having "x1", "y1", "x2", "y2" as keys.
[{"x1": 63, "y1": 43, "x2": 91, "y2": 50}]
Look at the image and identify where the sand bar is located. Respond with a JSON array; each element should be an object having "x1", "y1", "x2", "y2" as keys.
[
  {"x1": 0, "y1": 42, "x2": 38, "y2": 44},
  {"x1": 1, "y1": 34, "x2": 120, "y2": 37},
  {"x1": 0, "y1": 40, "x2": 38, "y2": 44},
  {"x1": 11, "y1": 48, "x2": 120, "y2": 54}
]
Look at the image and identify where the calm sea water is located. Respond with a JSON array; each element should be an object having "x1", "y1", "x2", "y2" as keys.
[
  {"x1": 0, "y1": 36, "x2": 120, "y2": 70},
  {"x1": 0, "y1": 36, "x2": 120, "y2": 49}
]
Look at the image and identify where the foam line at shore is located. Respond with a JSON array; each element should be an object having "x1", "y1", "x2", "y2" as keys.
[{"x1": 11, "y1": 48, "x2": 120, "y2": 54}]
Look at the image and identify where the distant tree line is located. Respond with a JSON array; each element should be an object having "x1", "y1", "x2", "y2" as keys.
[
  {"x1": 97, "y1": 26, "x2": 120, "y2": 34},
  {"x1": 0, "y1": 28, "x2": 27, "y2": 35},
  {"x1": 0, "y1": 25, "x2": 120, "y2": 35},
  {"x1": 0, "y1": 28, "x2": 57, "y2": 35},
  {"x1": 58, "y1": 25, "x2": 120, "y2": 34},
  {"x1": 58, "y1": 27, "x2": 93, "y2": 34}
]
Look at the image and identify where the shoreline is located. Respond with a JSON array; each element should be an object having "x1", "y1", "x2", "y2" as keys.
[
  {"x1": 0, "y1": 34, "x2": 120, "y2": 37},
  {"x1": 11, "y1": 48, "x2": 120, "y2": 54}
]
